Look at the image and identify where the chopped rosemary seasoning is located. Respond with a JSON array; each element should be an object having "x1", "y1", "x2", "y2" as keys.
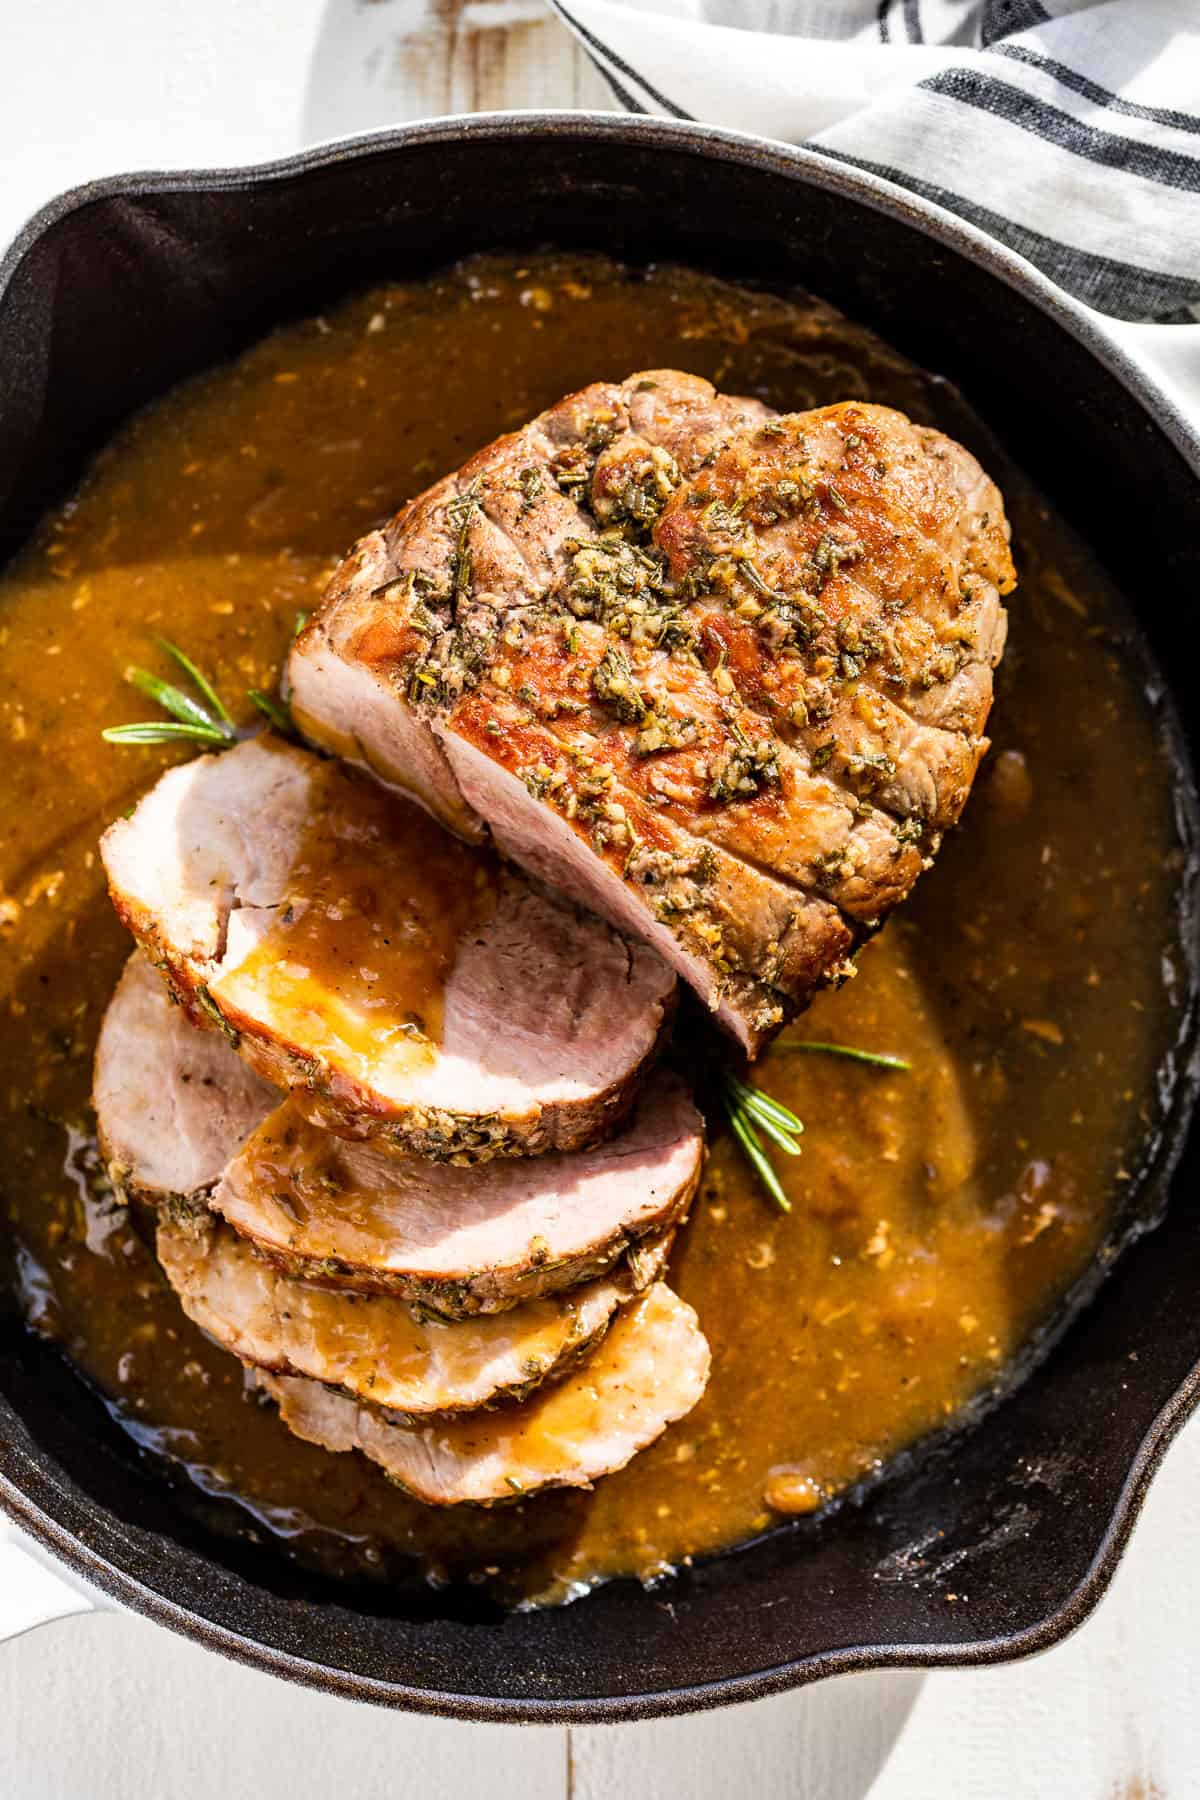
[
  {"x1": 446, "y1": 476, "x2": 483, "y2": 598},
  {"x1": 810, "y1": 533, "x2": 865, "y2": 589},
  {"x1": 517, "y1": 465, "x2": 544, "y2": 510},
  {"x1": 709, "y1": 724, "x2": 780, "y2": 802},
  {"x1": 102, "y1": 638, "x2": 293, "y2": 750},
  {"x1": 591, "y1": 645, "x2": 649, "y2": 724},
  {"x1": 194, "y1": 985, "x2": 240, "y2": 1046},
  {"x1": 633, "y1": 711, "x2": 699, "y2": 757},
  {"x1": 739, "y1": 560, "x2": 774, "y2": 598}
]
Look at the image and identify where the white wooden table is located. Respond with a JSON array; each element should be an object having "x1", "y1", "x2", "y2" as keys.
[{"x1": 2, "y1": 4, "x2": 1199, "y2": 1794}]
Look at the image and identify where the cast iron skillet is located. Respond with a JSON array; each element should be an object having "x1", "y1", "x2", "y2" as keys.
[{"x1": 1, "y1": 114, "x2": 1199, "y2": 1724}]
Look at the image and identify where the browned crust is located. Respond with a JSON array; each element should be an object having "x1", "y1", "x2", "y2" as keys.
[
  {"x1": 215, "y1": 1153, "x2": 703, "y2": 1316},
  {"x1": 444, "y1": 697, "x2": 857, "y2": 1058},
  {"x1": 156, "y1": 1214, "x2": 674, "y2": 1421},
  {"x1": 257, "y1": 1281, "x2": 710, "y2": 1506},
  {"x1": 258, "y1": 1311, "x2": 615, "y2": 1425},
  {"x1": 108, "y1": 886, "x2": 677, "y2": 1163}
]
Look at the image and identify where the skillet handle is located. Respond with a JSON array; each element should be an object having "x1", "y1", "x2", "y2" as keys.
[
  {"x1": 1101, "y1": 319, "x2": 1200, "y2": 438},
  {"x1": 0, "y1": 1521, "x2": 105, "y2": 1644}
]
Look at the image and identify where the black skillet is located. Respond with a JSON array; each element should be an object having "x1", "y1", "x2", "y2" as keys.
[{"x1": 1, "y1": 114, "x2": 1199, "y2": 1723}]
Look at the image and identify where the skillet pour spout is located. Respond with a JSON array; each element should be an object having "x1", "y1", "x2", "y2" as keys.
[{"x1": 1, "y1": 113, "x2": 1199, "y2": 1722}]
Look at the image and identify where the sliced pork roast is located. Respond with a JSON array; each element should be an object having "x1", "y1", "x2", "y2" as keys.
[
  {"x1": 290, "y1": 375, "x2": 1014, "y2": 1053},
  {"x1": 257, "y1": 1281, "x2": 710, "y2": 1504},
  {"x1": 95, "y1": 960, "x2": 681, "y2": 1417},
  {"x1": 212, "y1": 1069, "x2": 704, "y2": 1313},
  {"x1": 158, "y1": 1212, "x2": 671, "y2": 1417},
  {"x1": 95, "y1": 951, "x2": 276, "y2": 1204},
  {"x1": 101, "y1": 736, "x2": 675, "y2": 1159}
]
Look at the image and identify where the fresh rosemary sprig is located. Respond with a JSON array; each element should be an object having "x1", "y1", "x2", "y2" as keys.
[
  {"x1": 719, "y1": 1039, "x2": 911, "y2": 1211},
  {"x1": 156, "y1": 637, "x2": 235, "y2": 731},
  {"x1": 246, "y1": 689, "x2": 294, "y2": 734},
  {"x1": 719, "y1": 1071, "x2": 804, "y2": 1214},
  {"x1": 249, "y1": 609, "x2": 310, "y2": 731},
  {"x1": 100, "y1": 719, "x2": 232, "y2": 747},
  {"x1": 102, "y1": 636, "x2": 296, "y2": 747},
  {"x1": 103, "y1": 639, "x2": 237, "y2": 747},
  {"x1": 777, "y1": 1040, "x2": 911, "y2": 1072}
]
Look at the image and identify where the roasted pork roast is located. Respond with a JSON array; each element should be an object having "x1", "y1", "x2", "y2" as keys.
[
  {"x1": 290, "y1": 372, "x2": 1014, "y2": 1053},
  {"x1": 96, "y1": 959, "x2": 698, "y2": 1436}
]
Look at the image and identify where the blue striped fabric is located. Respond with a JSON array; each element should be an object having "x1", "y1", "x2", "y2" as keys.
[{"x1": 546, "y1": 0, "x2": 1200, "y2": 321}]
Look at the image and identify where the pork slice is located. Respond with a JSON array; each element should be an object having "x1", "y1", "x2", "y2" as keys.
[
  {"x1": 212, "y1": 1068, "x2": 703, "y2": 1313},
  {"x1": 157, "y1": 1210, "x2": 670, "y2": 1417},
  {"x1": 100, "y1": 736, "x2": 675, "y2": 1159},
  {"x1": 257, "y1": 1280, "x2": 709, "y2": 1504},
  {"x1": 94, "y1": 951, "x2": 277, "y2": 1203},
  {"x1": 288, "y1": 375, "x2": 1012, "y2": 1056}
]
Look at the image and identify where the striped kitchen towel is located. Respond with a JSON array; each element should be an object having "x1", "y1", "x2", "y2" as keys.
[{"x1": 545, "y1": 0, "x2": 1200, "y2": 322}]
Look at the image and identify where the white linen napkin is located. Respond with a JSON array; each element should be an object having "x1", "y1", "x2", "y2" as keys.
[{"x1": 545, "y1": 0, "x2": 1200, "y2": 321}]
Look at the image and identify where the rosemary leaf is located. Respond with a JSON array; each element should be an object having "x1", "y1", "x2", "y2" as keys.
[
  {"x1": 715, "y1": 1061, "x2": 802, "y2": 1213},
  {"x1": 727, "y1": 1105, "x2": 792, "y2": 1213},
  {"x1": 156, "y1": 638, "x2": 234, "y2": 728},
  {"x1": 292, "y1": 610, "x2": 310, "y2": 639},
  {"x1": 248, "y1": 689, "x2": 296, "y2": 736},
  {"x1": 737, "y1": 1103, "x2": 802, "y2": 1159},
  {"x1": 715, "y1": 1033, "x2": 904, "y2": 1213},
  {"x1": 127, "y1": 667, "x2": 226, "y2": 736},
  {"x1": 779, "y1": 1040, "x2": 912, "y2": 1072},
  {"x1": 726, "y1": 1073, "x2": 804, "y2": 1135},
  {"x1": 194, "y1": 984, "x2": 240, "y2": 1046},
  {"x1": 101, "y1": 721, "x2": 229, "y2": 746}
]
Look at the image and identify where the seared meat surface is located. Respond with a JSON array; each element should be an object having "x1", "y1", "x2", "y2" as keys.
[
  {"x1": 257, "y1": 1281, "x2": 710, "y2": 1505},
  {"x1": 289, "y1": 369, "x2": 769, "y2": 832},
  {"x1": 290, "y1": 373, "x2": 1014, "y2": 1053},
  {"x1": 92, "y1": 359, "x2": 1009, "y2": 1515},
  {"x1": 101, "y1": 736, "x2": 675, "y2": 1159}
]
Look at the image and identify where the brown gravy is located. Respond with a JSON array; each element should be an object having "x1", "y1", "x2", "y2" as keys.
[{"x1": 0, "y1": 253, "x2": 1188, "y2": 1605}]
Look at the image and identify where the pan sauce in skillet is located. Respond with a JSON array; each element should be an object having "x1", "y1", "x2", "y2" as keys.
[{"x1": 0, "y1": 253, "x2": 1189, "y2": 1605}]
